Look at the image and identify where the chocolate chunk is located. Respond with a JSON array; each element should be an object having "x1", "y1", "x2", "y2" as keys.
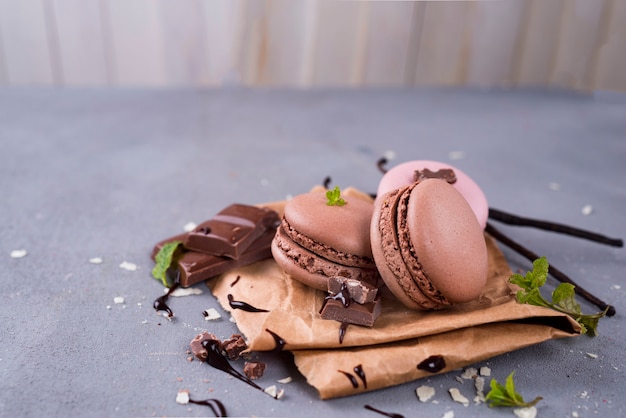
[
  {"x1": 220, "y1": 334, "x2": 247, "y2": 360},
  {"x1": 328, "y1": 276, "x2": 378, "y2": 304},
  {"x1": 243, "y1": 361, "x2": 266, "y2": 380},
  {"x1": 184, "y1": 204, "x2": 279, "y2": 259},
  {"x1": 413, "y1": 168, "x2": 457, "y2": 184},
  {"x1": 152, "y1": 228, "x2": 275, "y2": 287},
  {"x1": 190, "y1": 331, "x2": 219, "y2": 361},
  {"x1": 320, "y1": 298, "x2": 381, "y2": 327}
]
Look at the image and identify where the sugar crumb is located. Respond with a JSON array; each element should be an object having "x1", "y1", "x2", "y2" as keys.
[
  {"x1": 514, "y1": 406, "x2": 537, "y2": 418},
  {"x1": 183, "y1": 222, "x2": 197, "y2": 232},
  {"x1": 114, "y1": 296, "x2": 125, "y2": 304},
  {"x1": 416, "y1": 385, "x2": 435, "y2": 402},
  {"x1": 10, "y1": 249, "x2": 27, "y2": 259},
  {"x1": 119, "y1": 261, "x2": 138, "y2": 271},
  {"x1": 175, "y1": 390, "x2": 190, "y2": 404},
  {"x1": 581, "y1": 205, "x2": 593, "y2": 216}
]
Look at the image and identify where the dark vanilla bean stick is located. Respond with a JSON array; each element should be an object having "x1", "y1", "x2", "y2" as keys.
[
  {"x1": 489, "y1": 208, "x2": 623, "y2": 247},
  {"x1": 485, "y1": 222, "x2": 615, "y2": 317}
]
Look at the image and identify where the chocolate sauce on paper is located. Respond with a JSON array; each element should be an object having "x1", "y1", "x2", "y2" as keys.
[
  {"x1": 354, "y1": 364, "x2": 367, "y2": 389},
  {"x1": 188, "y1": 397, "x2": 226, "y2": 417},
  {"x1": 201, "y1": 339, "x2": 279, "y2": 399},
  {"x1": 417, "y1": 355, "x2": 446, "y2": 373},
  {"x1": 339, "y1": 322, "x2": 349, "y2": 344},
  {"x1": 338, "y1": 370, "x2": 359, "y2": 389},
  {"x1": 265, "y1": 328, "x2": 287, "y2": 351},
  {"x1": 364, "y1": 404, "x2": 404, "y2": 418},
  {"x1": 227, "y1": 294, "x2": 269, "y2": 313},
  {"x1": 153, "y1": 269, "x2": 181, "y2": 318},
  {"x1": 230, "y1": 275, "x2": 241, "y2": 287}
]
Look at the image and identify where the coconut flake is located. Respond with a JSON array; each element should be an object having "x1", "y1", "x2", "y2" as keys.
[
  {"x1": 277, "y1": 376, "x2": 292, "y2": 384},
  {"x1": 119, "y1": 261, "x2": 138, "y2": 271},
  {"x1": 264, "y1": 385, "x2": 284, "y2": 399},
  {"x1": 416, "y1": 385, "x2": 435, "y2": 402},
  {"x1": 203, "y1": 308, "x2": 221, "y2": 321},
  {"x1": 113, "y1": 296, "x2": 125, "y2": 304},
  {"x1": 448, "y1": 388, "x2": 469, "y2": 407},
  {"x1": 175, "y1": 390, "x2": 190, "y2": 404},
  {"x1": 586, "y1": 352, "x2": 598, "y2": 359},
  {"x1": 514, "y1": 406, "x2": 537, "y2": 418},
  {"x1": 89, "y1": 257, "x2": 103, "y2": 264},
  {"x1": 10, "y1": 249, "x2": 27, "y2": 259},
  {"x1": 461, "y1": 368, "x2": 478, "y2": 380},
  {"x1": 479, "y1": 366, "x2": 491, "y2": 376},
  {"x1": 168, "y1": 287, "x2": 203, "y2": 297},
  {"x1": 183, "y1": 222, "x2": 197, "y2": 232}
]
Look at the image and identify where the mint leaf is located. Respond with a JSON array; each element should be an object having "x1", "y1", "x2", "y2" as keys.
[
  {"x1": 485, "y1": 371, "x2": 542, "y2": 408},
  {"x1": 326, "y1": 186, "x2": 347, "y2": 206},
  {"x1": 152, "y1": 241, "x2": 182, "y2": 287},
  {"x1": 508, "y1": 256, "x2": 608, "y2": 336}
]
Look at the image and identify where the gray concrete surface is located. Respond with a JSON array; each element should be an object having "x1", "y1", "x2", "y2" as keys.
[{"x1": 1, "y1": 87, "x2": 625, "y2": 417}]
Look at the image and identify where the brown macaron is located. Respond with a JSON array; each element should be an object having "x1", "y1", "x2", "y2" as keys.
[
  {"x1": 271, "y1": 189, "x2": 380, "y2": 291},
  {"x1": 371, "y1": 179, "x2": 488, "y2": 310}
]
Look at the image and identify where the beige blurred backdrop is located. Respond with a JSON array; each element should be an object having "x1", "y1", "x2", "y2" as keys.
[{"x1": 0, "y1": 0, "x2": 624, "y2": 92}]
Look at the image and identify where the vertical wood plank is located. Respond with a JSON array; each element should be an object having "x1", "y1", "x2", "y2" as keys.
[
  {"x1": 106, "y1": 0, "x2": 166, "y2": 86},
  {"x1": 310, "y1": 1, "x2": 362, "y2": 86},
  {"x1": 0, "y1": 0, "x2": 54, "y2": 84},
  {"x1": 465, "y1": 0, "x2": 527, "y2": 87},
  {"x1": 202, "y1": 0, "x2": 246, "y2": 86},
  {"x1": 413, "y1": 1, "x2": 473, "y2": 86},
  {"x1": 513, "y1": 0, "x2": 564, "y2": 87},
  {"x1": 592, "y1": 0, "x2": 626, "y2": 92},
  {"x1": 51, "y1": 0, "x2": 109, "y2": 85},
  {"x1": 238, "y1": 0, "x2": 267, "y2": 85},
  {"x1": 550, "y1": 0, "x2": 609, "y2": 91},
  {"x1": 256, "y1": 0, "x2": 317, "y2": 86},
  {"x1": 158, "y1": 0, "x2": 208, "y2": 86},
  {"x1": 362, "y1": 1, "x2": 414, "y2": 86}
]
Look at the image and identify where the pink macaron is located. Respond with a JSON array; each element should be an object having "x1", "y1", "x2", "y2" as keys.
[{"x1": 376, "y1": 160, "x2": 488, "y2": 229}]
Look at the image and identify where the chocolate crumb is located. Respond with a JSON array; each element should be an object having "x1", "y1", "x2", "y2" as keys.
[
  {"x1": 243, "y1": 361, "x2": 266, "y2": 380},
  {"x1": 220, "y1": 334, "x2": 248, "y2": 360}
]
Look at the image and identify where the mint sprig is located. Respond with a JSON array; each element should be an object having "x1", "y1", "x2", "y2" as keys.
[
  {"x1": 151, "y1": 241, "x2": 182, "y2": 287},
  {"x1": 485, "y1": 371, "x2": 542, "y2": 408},
  {"x1": 326, "y1": 186, "x2": 347, "y2": 206},
  {"x1": 509, "y1": 256, "x2": 608, "y2": 336}
]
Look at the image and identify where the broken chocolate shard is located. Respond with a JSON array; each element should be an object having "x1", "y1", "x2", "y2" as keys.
[
  {"x1": 320, "y1": 297, "x2": 381, "y2": 327},
  {"x1": 413, "y1": 168, "x2": 457, "y2": 184},
  {"x1": 243, "y1": 361, "x2": 266, "y2": 380},
  {"x1": 190, "y1": 331, "x2": 219, "y2": 361},
  {"x1": 328, "y1": 276, "x2": 378, "y2": 304},
  {"x1": 184, "y1": 204, "x2": 279, "y2": 259},
  {"x1": 152, "y1": 228, "x2": 275, "y2": 287},
  {"x1": 220, "y1": 334, "x2": 248, "y2": 360}
]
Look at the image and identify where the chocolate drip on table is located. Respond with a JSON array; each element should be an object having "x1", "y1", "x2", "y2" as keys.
[
  {"x1": 200, "y1": 339, "x2": 279, "y2": 399},
  {"x1": 227, "y1": 294, "x2": 269, "y2": 313},
  {"x1": 364, "y1": 405, "x2": 404, "y2": 418},
  {"x1": 188, "y1": 397, "x2": 227, "y2": 417},
  {"x1": 153, "y1": 268, "x2": 181, "y2": 318}
]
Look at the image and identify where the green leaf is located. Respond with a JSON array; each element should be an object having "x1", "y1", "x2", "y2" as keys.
[
  {"x1": 151, "y1": 241, "x2": 182, "y2": 287},
  {"x1": 508, "y1": 256, "x2": 608, "y2": 336},
  {"x1": 326, "y1": 186, "x2": 347, "y2": 206},
  {"x1": 485, "y1": 371, "x2": 542, "y2": 408}
]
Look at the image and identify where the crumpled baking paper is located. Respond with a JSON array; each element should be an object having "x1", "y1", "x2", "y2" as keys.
[{"x1": 206, "y1": 188, "x2": 580, "y2": 399}]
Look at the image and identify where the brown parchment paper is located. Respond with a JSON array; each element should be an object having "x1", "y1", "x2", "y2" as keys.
[{"x1": 206, "y1": 187, "x2": 581, "y2": 399}]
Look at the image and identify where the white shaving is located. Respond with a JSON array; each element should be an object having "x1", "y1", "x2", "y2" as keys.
[
  {"x1": 479, "y1": 366, "x2": 491, "y2": 376},
  {"x1": 175, "y1": 390, "x2": 190, "y2": 404},
  {"x1": 10, "y1": 249, "x2": 27, "y2": 258},
  {"x1": 514, "y1": 406, "x2": 537, "y2": 418},
  {"x1": 461, "y1": 368, "x2": 478, "y2": 379},
  {"x1": 277, "y1": 376, "x2": 292, "y2": 384},
  {"x1": 264, "y1": 385, "x2": 284, "y2": 399},
  {"x1": 89, "y1": 257, "x2": 103, "y2": 264},
  {"x1": 449, "y1": 388, "x2": 469, "y2": 407},
  {"x1": 416, "y1": 385, "x2": 435, "y2": 402},
  {"x1": 203, "y1": 308, "x2": 221, "y2": 321},
  {"x1": 119, "y1": 261, "x2": 138, "y2": 271},
  {"x1": 168, "y1": 287, "x2": 203, "y2": 297}
]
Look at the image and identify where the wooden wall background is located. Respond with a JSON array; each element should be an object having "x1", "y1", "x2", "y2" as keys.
[{"x1": 0, "y1": 0, "x2": 624, "y2": 92}]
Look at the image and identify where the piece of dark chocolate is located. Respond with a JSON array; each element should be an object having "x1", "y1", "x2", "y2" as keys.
[
  {"x1": 152, "y1": 228, "x2": 275, "y2": 287},
  {"x1": 184, "y1": 204, "x2": 279, "y2": 259},
  {"x1": 328, "y1": 276, "x2": 378, "y2": 304},
  {"x1": 220, "y1": 334, "x2": 248, "y2": 360},
  {"x1": 190, "y1": 331, "x2": 219, "y2": 361},
  {"x1": 413, "y1": 168, "x2": 457, "y2": 184},
  {"x1": 320, "y1": 298, "x2": 381, "y2": 327},
  {"x1": 243, "y1": 361, "x2": 266, "y2": 380}
]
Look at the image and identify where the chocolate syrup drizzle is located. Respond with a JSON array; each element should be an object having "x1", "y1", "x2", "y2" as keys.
[
  {"x1": 200, "y1": 339, "x2": 279, "y2": 399},
  {"x1": 364, "y1": 405, "x2": 404, "y2": 418},
  {"x1": 153, "y1": 268, "x2": 181, "y2": 318},
  {"x1": 417, "y1": 355, "x2": 446, "y2": 373},
  {"x1": 354, "y1": 364, "x2": 367, "y2": 389},
  {"x1": 265, "y1": 328, "x2": 287, "y2": 351},
  {"x1": 227, "y1": 294, "x2": 269, "y2": 313},
  {"x1": 339, "y1": 322, "x2": 349, "y2": 344},
  {"x1": 230, "y1": 275, "x2": 241, "y2": 287},
  {"x1": 338, "y1": 370, "x2": 359, "y2": 388},
  {"x1": 188, "y1": 397, "x2": 227, "y2": 417}
]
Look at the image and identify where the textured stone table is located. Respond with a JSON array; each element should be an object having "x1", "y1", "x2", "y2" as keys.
[{"x1": 1, "y1": 87, "x2": 625, "y2": 417}]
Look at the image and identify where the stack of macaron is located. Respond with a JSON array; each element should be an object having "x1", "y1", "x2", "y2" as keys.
[{"x1": 271, "y1": 160, "x2": 489, "y2": 317}]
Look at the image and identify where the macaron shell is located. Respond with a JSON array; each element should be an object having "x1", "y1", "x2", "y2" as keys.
[
  {"x1": 407, "y1": 179, "x2": 488, "y2": 303},
  {"x1": 376, "y1": 160, "x2": 488, "y2": 229},
  {"x1": 370, "y1": 188, "x2": 444, "y2": 310},
  {"x1": 284, "y1": 190, "x2": 374, "y2": 259},
  {"x1": 271, "y1": 226, "x2": 380, "y2": 291}
]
